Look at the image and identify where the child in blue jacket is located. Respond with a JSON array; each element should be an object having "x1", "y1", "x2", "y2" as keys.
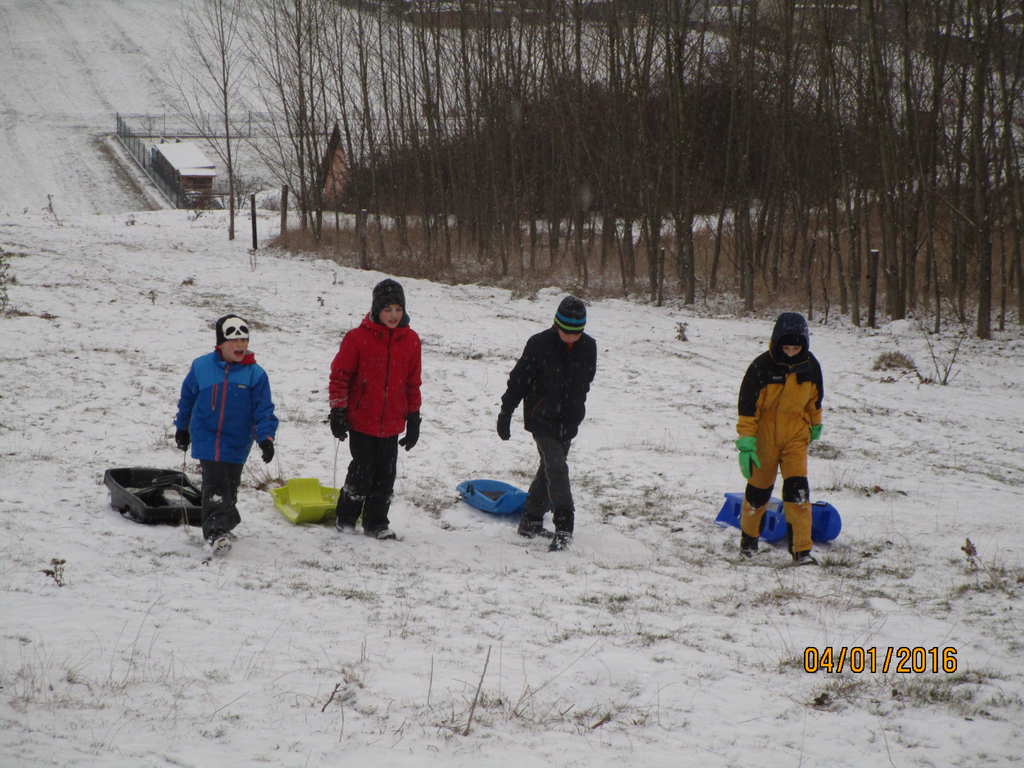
[{"x1": 174, "y1": 314, "x2": 278, "y2": 554}]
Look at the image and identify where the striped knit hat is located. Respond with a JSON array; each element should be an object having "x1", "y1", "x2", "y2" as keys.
[{"x1": 554, "y1": 296, "x2": 586, "y2": 333}]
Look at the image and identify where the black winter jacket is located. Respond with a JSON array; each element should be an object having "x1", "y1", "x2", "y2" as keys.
[{"x1": 501, "y1": 326, "x2": 597, "y2": 441}]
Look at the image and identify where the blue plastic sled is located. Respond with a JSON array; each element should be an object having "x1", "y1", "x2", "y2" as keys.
[
  {"x1": 715, "y1": 492, "x2": 842, "y2": 543},
  {"x1": 457, "y1": 479, "x2": 528, "y2": 517}
]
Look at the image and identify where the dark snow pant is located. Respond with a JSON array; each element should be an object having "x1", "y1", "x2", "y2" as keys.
[
  {"x1": 521, "y1": 434, "x2": 575, "y2": 534},
  {"x1": 335, "y1": 430, "x2": 398, "y2": 533},
  {"x1": 199, "y1": 460, "x2": 243, "y2": 541}
]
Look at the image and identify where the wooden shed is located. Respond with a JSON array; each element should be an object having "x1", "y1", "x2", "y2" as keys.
[{"x1": 150, "y1": 141, "x2": 217, "y2": 206}]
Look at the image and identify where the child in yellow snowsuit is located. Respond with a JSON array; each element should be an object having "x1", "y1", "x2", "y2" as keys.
[{"x1": 735, "y1": 312, "x2": 823, "y2": 565}]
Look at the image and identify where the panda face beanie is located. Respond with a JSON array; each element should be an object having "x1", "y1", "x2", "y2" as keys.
[
  {"x1": 554, "y1": 295, "x2": 586, "y2": 334},
  {"x1": 215, "y1": 314, "x2": 250, "y2": 345}
]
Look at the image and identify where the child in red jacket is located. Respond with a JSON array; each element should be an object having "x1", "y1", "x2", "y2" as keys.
[{"x1": 328, "y1": 279, "x2": 422, "y2": 539}]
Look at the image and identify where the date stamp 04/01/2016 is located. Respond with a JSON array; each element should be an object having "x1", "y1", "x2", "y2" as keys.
[{"x1": 803, "y1": 646, "x2": 958, "y2": 674}]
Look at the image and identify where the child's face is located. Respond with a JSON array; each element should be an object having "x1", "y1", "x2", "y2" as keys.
[
  {"x1": 379, "y1": 304, "x2": 404, "y2": 328},
  {"x1": 557, "y1": 328, "x2": 582, "y2": 344},
  {"x1": 782, "y1": 344, "x2": 803, "y2": 358},
  {"x1": 220, "y1": 338, "x2": 249, "y2": 362}
]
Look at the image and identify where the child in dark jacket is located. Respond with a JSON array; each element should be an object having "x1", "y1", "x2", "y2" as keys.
[
  {"x1": 328, "y1": 279, "x2": 422, "y2": 540},
  {"x1": 174, "y1": 314, "x2": 278, "y2": 554},
  {"x1": 497, "y1": 295, "x2": 597, "y2": 551},
  {"x1": 735, "y1": 312, "x2": 824, "y2": 565}
]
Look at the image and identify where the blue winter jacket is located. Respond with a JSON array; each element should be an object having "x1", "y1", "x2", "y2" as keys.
[{"x1": 175, "y1": 350, "x2": 278, "y2": 464}]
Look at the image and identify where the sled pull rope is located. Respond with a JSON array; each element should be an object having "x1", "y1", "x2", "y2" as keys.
[
  {"x1": 332, "y1": 440, "x2": 340, "y2": 490},
  {"x1": 181, "y1": 452, "x2": 193, "y2": 540}
]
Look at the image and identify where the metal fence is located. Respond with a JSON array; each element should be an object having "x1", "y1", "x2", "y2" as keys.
[
  {"x1": 115, "y1": 111, "x2": 274, "y2": 140},
  {"x1": 115, "y1": 111, "x2": 279, "y2": 208},
  {"x1": 115, "y1": 113, "x2": 188, "y2": 208}
]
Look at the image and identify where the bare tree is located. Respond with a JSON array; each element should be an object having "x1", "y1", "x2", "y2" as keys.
[
  {"x1": 993, "y1": 0, "x2": 1024, "y2": 326},
  {"x1": 176, "y1": 0, "x2": 249, "y2": 239},
  {"x1": 968, "y1": 0, "x2": 996, "y2": 339},
  {"x1": 211, "y1": 0, "x2": 1020, "y2": 323},
  {"x1": 246, "y1": 0, "x2": 331, "y2": 237}
]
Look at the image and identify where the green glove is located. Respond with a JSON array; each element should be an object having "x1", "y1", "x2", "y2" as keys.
[
  {"x1": 809, "y1": 424, "x2": 823, "y2": 442},
  {"x1": 735, "y1": 436, "x2": 761, "y2": 480}
]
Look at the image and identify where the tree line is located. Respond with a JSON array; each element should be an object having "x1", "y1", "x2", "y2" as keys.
[{"x1": 185, "y1": 0, "x2": 1024, "y2": 337}]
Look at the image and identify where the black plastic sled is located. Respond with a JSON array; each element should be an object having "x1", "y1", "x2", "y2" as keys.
[{"x1": 104, "y1": 467, "x2": 203, "y2": 526}]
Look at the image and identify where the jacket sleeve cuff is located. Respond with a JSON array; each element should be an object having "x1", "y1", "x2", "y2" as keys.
[{"x1": 736, "y1": 415, "x2": 758, "y2": 436}]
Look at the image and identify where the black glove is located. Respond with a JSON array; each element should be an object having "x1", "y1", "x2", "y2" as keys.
[
  {"x1": 259, "y1": 438, "x2": 275, "y2": 463},
  {"x1": 497, "y1": 410, "x2": 512, "y2": 441},
  {"x1": 329, "y1": 407, "x2": 349, "y2": 441},
  {"x1": 399, "y1": 412, "x2": 421, "y2": 452},
  {"x1": 175, "y1": 428, "x2": 190, "y2": 452}
]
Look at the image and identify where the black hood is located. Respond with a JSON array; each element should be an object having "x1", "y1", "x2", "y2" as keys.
[{"x1": 770, "y1": 312, "x2": 809, "y2": 361}]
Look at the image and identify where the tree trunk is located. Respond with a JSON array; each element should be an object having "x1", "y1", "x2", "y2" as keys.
[{"x1": 867, "y1": 248, "x2": 879, "y2": 329}]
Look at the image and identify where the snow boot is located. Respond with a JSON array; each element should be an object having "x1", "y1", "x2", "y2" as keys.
[
  {"x1": 548, "y1": 530, "x2": 572, "y2": 552},
  {"x1": 208, "y1": 534, "x2": 232, "y2": 556},
  {"x1": 792, "y1": 550, "x2": 819, "y2": 566},
  {"x1": 740, "y1": 532, "x2": 759, "y2": 558},
  {"x1": 362, "y1": 495, "x2": 393, "y2": 536},
  {"x1": 517, "y1": 518, "x2": 554, "y2": 539}
]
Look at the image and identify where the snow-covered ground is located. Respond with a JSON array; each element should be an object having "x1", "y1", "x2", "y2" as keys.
[
  {"x1": 3, "y1": 207, "x2": 1023, "y2": 767},
  {"x1": 2, "y1": 2, "x2": 1024, "y2": 767}
]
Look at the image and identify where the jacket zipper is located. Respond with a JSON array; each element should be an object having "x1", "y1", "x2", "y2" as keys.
[
  {"x1": 380, "y1": 329, "x2": 393, "y2": 434},
  {"x1": 214, "y1": 364, "x2": 230, "y2": 460}
]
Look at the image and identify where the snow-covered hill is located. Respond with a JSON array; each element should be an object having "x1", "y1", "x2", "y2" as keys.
[{"x1": 0, "y1": 0, "x2": 186, "y2": 215}]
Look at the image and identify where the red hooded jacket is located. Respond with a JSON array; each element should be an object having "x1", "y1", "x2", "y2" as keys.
[{"x1": 329, "y1": 314, "x2": 422, "y2": 437}]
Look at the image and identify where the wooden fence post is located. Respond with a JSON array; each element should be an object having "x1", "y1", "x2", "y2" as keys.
[
  {"x1": 250, "y1": 194, "x2": 257, "y2": 251},
  {"x1": 280, "y1": 185, "x2": 288, "y2": 237},
  {"x1": 357, "y1": 208, "x2": 369, "y2": 269}
]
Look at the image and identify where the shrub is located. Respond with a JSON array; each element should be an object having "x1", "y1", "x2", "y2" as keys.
[{"x1": 872, "y1": 351, "x2": 916, "y2": 371}]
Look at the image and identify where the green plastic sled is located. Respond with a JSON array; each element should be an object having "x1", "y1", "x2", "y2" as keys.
[{"x1": 270, "y1": 478, "x2": 340, "y2": 524}]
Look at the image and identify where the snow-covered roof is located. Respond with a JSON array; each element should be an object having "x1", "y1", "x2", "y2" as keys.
[{"x1": 152, "y1": 141, "x2": 217, "y2": 177}]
